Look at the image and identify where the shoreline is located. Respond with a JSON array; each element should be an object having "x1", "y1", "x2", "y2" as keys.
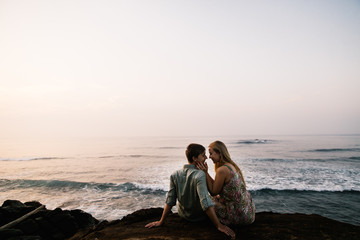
[{"x1": 1, "y1": 200, "x2": 360, "y2": 240}]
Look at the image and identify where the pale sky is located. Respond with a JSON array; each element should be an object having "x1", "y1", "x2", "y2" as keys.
[{"x1": 1, "y1": 0, "x2": 360, "y2": 139}]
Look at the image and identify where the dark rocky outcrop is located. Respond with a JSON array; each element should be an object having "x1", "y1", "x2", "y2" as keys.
[
  {"x1": 0, "y1": 200, "x2": 99, "y2": 240},
  {"x1": 70, "y1": 207, "x2": 360, "y2": 240},
  {"x1": 2, "y1": 200, "x2": 360, "y2": 240}
]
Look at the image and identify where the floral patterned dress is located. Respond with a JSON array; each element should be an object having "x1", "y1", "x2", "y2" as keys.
[{"x1": 212, "y1": 165, "x2": 256, "y2": 225}]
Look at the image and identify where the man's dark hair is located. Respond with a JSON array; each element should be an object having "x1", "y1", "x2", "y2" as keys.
[{"x1": 186, "y1": 143, "x2": 205, "y2": 163}]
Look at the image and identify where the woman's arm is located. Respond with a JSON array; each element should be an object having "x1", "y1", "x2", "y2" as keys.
[
  {"x1": 209, "y1": 167, "x2": 227, "y2": 195},
  {"x1": 197, "y1": 162, "x2": 227, "y2": 195},
  {"x1": 145, "y1": 204, "x2": 172, "y2": 228},
  {"x1": 205, "y1": 171, "x2": 215, "y2": 195},
  {"x1": 202, "y1": 163, "x2": 216, "y2": 195},
  {"x1": 196, "y1": 162, "x2": 214, "y2": 194}
]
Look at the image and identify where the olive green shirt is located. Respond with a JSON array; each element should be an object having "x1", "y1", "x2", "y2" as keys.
[{"x1": 166, "y1": 164, "x2": 214, "y2": 222}]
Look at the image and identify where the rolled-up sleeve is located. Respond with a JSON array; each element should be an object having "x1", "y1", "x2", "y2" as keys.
[
  {"x1": 165, "y1": 174, "x2": 177, "y2": 206},
  {"x1": 196, "y1": 172, "x2": 214, "y2": 211}
]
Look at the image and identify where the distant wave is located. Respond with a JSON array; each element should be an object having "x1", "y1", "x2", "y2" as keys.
[
  {"x1": 249, "y1": 188, "x2": 360, "y2": 194},
  {"x1": 0, "y1": 154, "x2": 169, "y2": 161},
  {"x1": 250, "y1": 158, "x2": 291, "y2": 163},
  {"x1": 98, "y1": 154, "x2": 167, "y2": 159},
  {"x1": 236, "y1": 139, "x2": 273, "y2": 144},
  {"x1": 250, "y1": 156, "x2": 360, "y2": 163},
  {"x1": 0, "y1": 179, "x2": 167, "y2": 195},
  {"x1": 308, "y1": 148, "x2": 360, "y2": 152},
  {"x1": 0, "y1": 157, "x2": 64, "y2": 161},
  {"x1": 158, "y1": 147, "x2": 183, "y2": 149}
]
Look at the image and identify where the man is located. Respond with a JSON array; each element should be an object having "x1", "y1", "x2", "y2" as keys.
[{"x1": 145, "y1": 143, "x2": 235, "y2": 238}]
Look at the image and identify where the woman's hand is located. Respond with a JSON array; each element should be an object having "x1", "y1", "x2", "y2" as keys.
[
  {"x1": 196, "y1": 161, "x2": 208, "y2": 173},
  {"x1": 145, "y1": 221, "x2": 163, "y2": 228}
]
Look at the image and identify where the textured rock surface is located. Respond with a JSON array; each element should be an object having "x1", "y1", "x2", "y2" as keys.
[
  {"x1": 70, "y1": 207, "x2": 360, "y2": 240},
  {"x1": 2, "y1": 200, "x2": 359, "y2": 240},
  {"x1": 0, "y1": 200, "x2": 99, "y2": 240}
]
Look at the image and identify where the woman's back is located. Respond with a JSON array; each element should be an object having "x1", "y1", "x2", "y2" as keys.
[{"x1": 213, "y1": 165, "x2": 256, "y2": 225}]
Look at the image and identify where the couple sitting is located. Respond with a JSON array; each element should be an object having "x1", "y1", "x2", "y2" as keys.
[{"x1": 145, "y1": 141, "x2": 256, "y2": 238}]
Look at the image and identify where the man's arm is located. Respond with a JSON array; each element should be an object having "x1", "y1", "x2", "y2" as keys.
[
  {"x1": 195, "y1": 171, "x2": 235, "y2": 238},
  {"x1": 205, "y1": 206, "x2": 235, "y2": 239},
  {"x1": 146, "y1": 173, "x2": 177, "y2": 228},
  {"x1": 145, "y1": 204, "x2": 172, "y2": 228}
]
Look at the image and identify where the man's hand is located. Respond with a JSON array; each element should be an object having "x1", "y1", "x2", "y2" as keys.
[
  {"x1": 217, "y1": 224, "x2": 235, "y2": 239},
  {"x1": 145, "y1": 221, "x2": 162, "y2": 228},
  {"x1": 145, "y1": 204, "x2": 172, "y2": 229}
]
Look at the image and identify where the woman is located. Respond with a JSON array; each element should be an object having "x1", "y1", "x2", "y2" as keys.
[{"x1": 196, "y1": 140, "x2": 255, "y2": 225}]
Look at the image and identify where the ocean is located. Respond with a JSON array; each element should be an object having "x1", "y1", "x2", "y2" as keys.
[{"x1": 1, "y1": 135, "x2": 359, "y2": 226}]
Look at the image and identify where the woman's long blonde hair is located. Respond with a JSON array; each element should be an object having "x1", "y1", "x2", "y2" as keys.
[{"x1": 209, "y1": 140, "x2": 246, "y2": 188}]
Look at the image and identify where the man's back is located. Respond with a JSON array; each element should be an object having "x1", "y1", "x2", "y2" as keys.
[{"x1": 166, "y1": 164, "x2": 213, "y2": 222}]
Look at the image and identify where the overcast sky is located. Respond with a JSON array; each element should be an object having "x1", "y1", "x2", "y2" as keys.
[{"x1": 1, "y1": 0, "x2": 359, "y2": 140}]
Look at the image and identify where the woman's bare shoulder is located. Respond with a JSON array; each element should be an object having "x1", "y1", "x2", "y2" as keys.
[{"x1": 217, "y1": 165, "x2": 230, "y2": 174}]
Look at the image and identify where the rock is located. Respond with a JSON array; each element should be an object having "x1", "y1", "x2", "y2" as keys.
[
  {"x1": 121, "y1": 207, "x2": 164, "y2": 224},
  {"x1": 0, "y1": 200, "x2": 99, "y2": 240},
  {"x1": 1, "y1": 200, "x2": 26, "y2": 208},
  {"x1": 2, "y1": 200, "x2": 360, "y2": 240},
  {"x1": 7, "y1": 236, "x2": 42, "y2": 240},
  {"x1": 16, "y1": 219, "x2": 39, "y2": 235},
  {"x1": 24, "y1": 201, "x2": 43, "y2": 209},
  {"x1": 0, "y1": 208, "x2": 12, "y2": 226},
  {"x1": 0, "y1": 200, "x2": 37, "y2": 226},
  {"x1": 35, "y1": 217, "x2": 59, "y2": 236},
  {"x1": 69, "y1": 209, "x2": 360, "y2": 240},
  {"x1": 48, "y1": 211, "x2": 79, "y2": 237},
  {"x1": 0, "y1": 229, "x2": 23, "y2": 239},
  {"x1": 70, "y1": 209, "x2": 99, "y2": 228}
]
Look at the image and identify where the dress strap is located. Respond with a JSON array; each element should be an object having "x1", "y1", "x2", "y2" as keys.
[{"x1": 224, "y1": 164, "x2": 233, "y2": 173}]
